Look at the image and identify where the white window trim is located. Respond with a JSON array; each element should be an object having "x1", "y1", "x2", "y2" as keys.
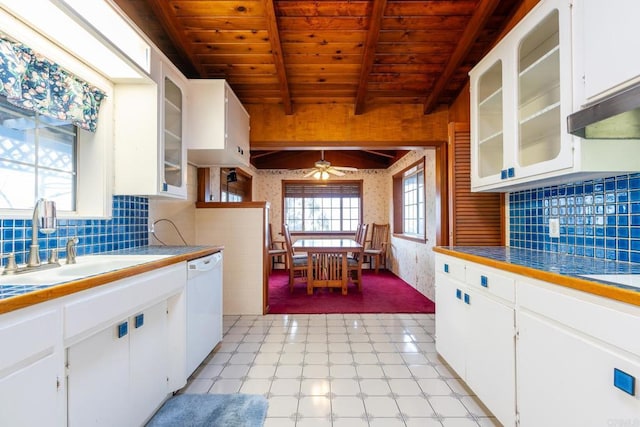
[{"x1": 0, "y1": 8, "x2": 114, "y2": 219}]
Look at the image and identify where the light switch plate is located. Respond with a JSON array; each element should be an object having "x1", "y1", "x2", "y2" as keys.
[{"x1": 549, "y1": 218, "x2": 560, "y2": 238}]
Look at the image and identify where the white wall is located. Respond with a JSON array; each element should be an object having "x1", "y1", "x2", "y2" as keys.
[{"x1": 148, "y1": 164, "x2": 198, "y2": 245}]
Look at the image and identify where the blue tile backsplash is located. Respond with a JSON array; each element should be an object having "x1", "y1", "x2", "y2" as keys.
[
  {"x1": 1, "y1": 196, "x2": 148, "y2": 266},
  {"x1": 509, "y1": 173, "x2": 640, "y2": 263}
]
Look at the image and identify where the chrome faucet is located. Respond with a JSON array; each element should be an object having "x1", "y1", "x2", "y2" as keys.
[
  {"x1": 27, "y1": 198, "x2": 57, "y2": 267},
  {"x1": 3, "y1": 199, "x2": 60, "y2": 275}
]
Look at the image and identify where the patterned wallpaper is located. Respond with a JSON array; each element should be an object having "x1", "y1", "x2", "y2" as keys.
[{"x1": 386, "y1": 149, "x2": 438, "y2": 300}]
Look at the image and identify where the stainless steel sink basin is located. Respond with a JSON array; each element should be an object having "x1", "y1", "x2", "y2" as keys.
[
  {"x1": 580, "y1": 274, "x2": 640, "y2": 290},
  {"x1": 0, "y1": 254, "x2": 170, "y2": 286}
]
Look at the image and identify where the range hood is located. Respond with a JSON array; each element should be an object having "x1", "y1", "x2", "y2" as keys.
[{"x1": 567, "y1": 82, "x2": 640, "y2": 139}]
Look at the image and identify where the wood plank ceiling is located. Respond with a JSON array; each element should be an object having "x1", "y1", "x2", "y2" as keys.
[{"x1": 113, "y1": 0, "x2": 522, "y2": 169}]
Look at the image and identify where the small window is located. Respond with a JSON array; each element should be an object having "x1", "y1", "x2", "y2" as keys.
[
  {"x1": 220, "y1": 167, "x2": 251, "y2": 202},
  {"x1": 0, "y1": 97, "x2": 77, "y2": 210},
  {"x1": 283, "y1": 180, "x2": 362, "y2": 233},
  {"x1": 393, "y1": 159, "x2": 426, "y2": 241}
]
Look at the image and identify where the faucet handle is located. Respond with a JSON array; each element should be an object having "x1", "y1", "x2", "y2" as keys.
[{"x1": 4, "y1": 253, "x2": 17, "y2": 274}]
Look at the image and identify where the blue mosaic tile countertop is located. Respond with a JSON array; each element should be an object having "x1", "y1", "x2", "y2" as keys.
[
  {"x1": 434, "y1": 246, "x2": 640, "y2": 306},
  {"x1": 0, "y1": 245, "x2": 223, "y2": 313}
]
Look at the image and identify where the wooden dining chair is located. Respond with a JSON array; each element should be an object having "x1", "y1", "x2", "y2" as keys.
[
  {"x1": 282, "y1": 223, "x2": 307, "y2": 292},
  {"x1": 267, "y1": 223, "x2": 287, "y2": 275},
  {"x1": 348, "y1": 223, "x2": 368, "y2": 291},
  {"x1": 364, "y1": 223, "x2": 389, "y2": 273}
]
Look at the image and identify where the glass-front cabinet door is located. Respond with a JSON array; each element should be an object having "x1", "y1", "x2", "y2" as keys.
[
  {"x1": 515, "y1": 3, "x2": 572, "y2": 178},
  {"x1": 471, "y1": 58, "x2": 508, "y2": 188},
  {"x1": 158, "y1": 62, "x2": 187, "y2": 199},
  {"x1": 163, "y1": 76, "x2": 183, "y2": 191}
]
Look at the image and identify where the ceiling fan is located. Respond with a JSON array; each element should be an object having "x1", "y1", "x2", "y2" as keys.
[{"x1": 304, "y1": 151, "x2": 358, "y2": 179}]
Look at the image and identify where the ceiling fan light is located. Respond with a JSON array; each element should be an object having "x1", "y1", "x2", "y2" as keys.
[
  {"x1": 321, "y1": 171, "x2": 330, "y2": 180},
  {"x1": 312, "y1": 170, "x2": 321, "y2": 180}
]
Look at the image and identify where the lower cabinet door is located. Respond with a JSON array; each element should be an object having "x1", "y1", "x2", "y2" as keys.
[
  {"x1": 0, "y1": 353, "x2": 61, "y2": 427},
  {"x1": 517, "y1": 310, "x2": 640, "y2": 427},
  {"x1": 466, "y1": 290, "x2": 516, "y2": 426},
  {"x1": 130, "y1": 301, "x2": 169, "y2": 425},
  {"x1": 67, "y1": 320, "x2": 130, "y2": 427},
  {"x1": 435, "y1": 276, "x2": 467, "y2": 377}
]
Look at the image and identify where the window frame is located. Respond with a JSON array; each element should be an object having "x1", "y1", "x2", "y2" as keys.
[
  {"x1": 392, "y1": 158, "x2": 427, "y2": 243},
  {"x1": 282, "y1": 180, "x2": 363, "y2": 236},
  {"x1": 0, "y1": 9, "x2": 115, "y2": 219}
]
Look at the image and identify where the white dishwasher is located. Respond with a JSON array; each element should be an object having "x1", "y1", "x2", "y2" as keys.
[{"x1": 186, "y1": 251, "x2": 223, "y2": 376}]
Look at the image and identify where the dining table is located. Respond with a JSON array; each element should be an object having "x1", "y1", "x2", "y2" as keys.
[{"x1": 292, "y1": 238, "x2": 363, "y2": 295}]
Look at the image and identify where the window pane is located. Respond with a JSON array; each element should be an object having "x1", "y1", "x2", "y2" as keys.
[
  {"x1": 39, "y1": 169, "x2": 74, "y2": 210},
  {"x1": 0, "y1": 160, "x2": 35, "y2": 209},
  {"x1": 38, "y1": 125, "x2": 75, "y2": 172},
  {"x1": 0, "y1": 97, "x2": 77, "y2": 211}
]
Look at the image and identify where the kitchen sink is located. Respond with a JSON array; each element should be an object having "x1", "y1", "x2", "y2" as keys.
[
  {"x1": 0, "y1": 254, "x2": 170, "y2": 286},
  {"x1": 580, "y1": 274, "x2": 640, "y2": 290}
]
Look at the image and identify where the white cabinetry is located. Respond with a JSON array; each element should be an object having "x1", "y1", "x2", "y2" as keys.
[
  {"x1": 517, "y1": 280, "x2": 640, "y2": 427},
  {"x1": 0, "y1": 309, "x2": 63, "y2": 427},
  {"x1": 187, "y1": 80, "x2": 251, "y2": 167},
  {"x1": 435, "y1": 255, "x2": 516, "y2": 426},
  {"x1": 470, "y1": 0, "x2": 640, "y2": 192},
  {"x1": 65, "y1": 262, "x2": 185, "y2": 426},
  {"x1": 0, "y1": 261, "x2": 189, "y2": 427},
  {"x1": 573, "y1": 0, "x2": 640, "y2": 104},
  {"x1": 114, "y1": 53, "x2": 188, "y2": 198},
  {"x1": 67, "y1": 301, "x2": 168, "y2": 427}
]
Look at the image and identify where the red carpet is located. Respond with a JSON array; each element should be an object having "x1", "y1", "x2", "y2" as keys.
[{"x1": 268, "y1": 270, "x2": 435, "y2": 314}]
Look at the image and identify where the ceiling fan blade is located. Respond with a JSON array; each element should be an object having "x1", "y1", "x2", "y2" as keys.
[
  {"x1": 332, "y1": 166, "x2": 358, "y2": 172},
  {"x1": 303, "y1": 169, "x2": 317, "y2": 178},
  {"x1": 326, "y1": 167, "x2": 345, "y2": 176}
]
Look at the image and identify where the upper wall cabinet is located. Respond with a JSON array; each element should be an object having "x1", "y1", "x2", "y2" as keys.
[
  {"x1": 113, "y1": 53, "x2": 188, "y2": 199},
  {"x1": 187, "y1": 80, "x2": 251, "y2": 168},
  {"x1": 573, "y1": 0, "x2": 640, "y2": 105},
  {"x1": 470, "y1": 0, "x2": 640, "y2": 192}
]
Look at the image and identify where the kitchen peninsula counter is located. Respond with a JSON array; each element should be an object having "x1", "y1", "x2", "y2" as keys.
[
  {"x1": 434, "y1": 246, "x2": 640, "y2": 307},
  {"x1": 0, "y1": 245, "x2": 223, "y2": 314}
]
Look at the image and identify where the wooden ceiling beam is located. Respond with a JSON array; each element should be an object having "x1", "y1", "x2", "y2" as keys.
[
  {"x1": 144, "y1": 0, "x2": 206, "y2": 77},
  {"x1": 354, "y1": 0, "x2": 387, "y2": 115},
  {"x1": 263, "y1": 0, "x2": 293, "y2": 115},
  {"x1": 422, "y1": 0, "x2": 502, "y2": 114}
]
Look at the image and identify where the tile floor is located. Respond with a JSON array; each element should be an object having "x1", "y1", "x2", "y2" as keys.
[{"x1": 182, "y1": 313, "x2": 500, "y2": 427}]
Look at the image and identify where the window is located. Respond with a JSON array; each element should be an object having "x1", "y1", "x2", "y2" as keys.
[
  {"x1": 393, "y1": 159, "x2": 426, "y2": 241},
  {"x1": 283, "y1": 180, "x2": 362, "y2": 233},
  {"x1": 220, "y1": 167, "x2": 252, "y2": 202},
  {"x1": 0, "y1": 97, "x2": 77, "y2": 210}
]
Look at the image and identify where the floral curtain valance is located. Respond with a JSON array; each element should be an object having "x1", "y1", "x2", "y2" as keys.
[{"x1": 0, "y1": 34, "x2": 106, "y2": 132}]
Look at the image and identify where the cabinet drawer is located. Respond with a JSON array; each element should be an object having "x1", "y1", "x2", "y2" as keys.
[
  {"x1": 466, "y1": 264, "x2": 515, "y2": 303},
  {"x1": 0, "y1": 309, "x2": 58, "y2": 372},
  {"x1": 435, "y1": 256, "x2": 465, "y2": 283},
  {"x1": 518, "y1": 279, "x2": 640, "y2": 357},
  {"x1": 64, "y1": 263, "x2": 185, "y2": 343}
]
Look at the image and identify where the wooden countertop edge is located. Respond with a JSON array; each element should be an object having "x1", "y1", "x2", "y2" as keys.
[
  {"x1": 433, "y1": 247, "x2": 640, "y2": 307},
  {"x1": 0, "y1": 247, "x2": 223, "y2": 315}
]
